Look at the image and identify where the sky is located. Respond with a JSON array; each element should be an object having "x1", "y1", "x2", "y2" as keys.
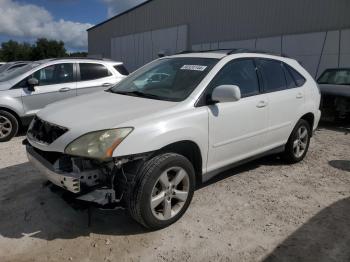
[{"x1": 0, "y1": 0, "x2": 148, "y2": 51}]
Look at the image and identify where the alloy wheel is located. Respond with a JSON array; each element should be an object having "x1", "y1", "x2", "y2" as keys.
[
  {"x1": 0, "y1": 116, "x2": 12, "y2": 139},
  {"x1": 293, "y1": 126, "x2": 308, "y2": 158},
  {"x1": 150, "y1": 167, "x2": 190, "y2": 220}
]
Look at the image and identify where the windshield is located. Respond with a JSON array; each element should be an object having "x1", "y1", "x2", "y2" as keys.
[
  {"x1": 108, "y1": 57, "x2": 218, "y2": 102},
  {"x1": 318, "y1": 69, "x2": 350, "y2": 85},
  {"x1": 0, "y1": 62, "x2": 40, "y2": 82}
]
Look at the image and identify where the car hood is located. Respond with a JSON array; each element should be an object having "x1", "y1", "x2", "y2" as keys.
[
  {"x1": 37, "y1": 91, "x2": 177, "y2": 131},
  {"x1": 318, "y1": 84, "x2": 350, "y2": 98},
  {"x1": 0, "y1": 81, "x2": 11, "y2": 91}
]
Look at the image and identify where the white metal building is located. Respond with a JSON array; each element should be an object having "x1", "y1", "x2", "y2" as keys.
[{"x1": 88, "y1": 0, "x2": 350, "y2": 77}]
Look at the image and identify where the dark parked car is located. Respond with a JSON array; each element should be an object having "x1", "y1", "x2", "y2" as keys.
[{"x1": 317, "y1": 68, "x2": 350, "y2": 121}]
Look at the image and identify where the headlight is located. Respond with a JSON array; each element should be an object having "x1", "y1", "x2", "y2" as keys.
[{"x1": 65, "y1": 128, "x2": 133, "y2": 159}]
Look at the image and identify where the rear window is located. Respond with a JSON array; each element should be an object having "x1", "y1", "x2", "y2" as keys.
[
  {"x1": 79, "y1": 63, "x2": 111, "y2": 81},
  {"x1": 286, "y1": 65, "x2": 306, "y2": 87},
  {"x1": 114, "y1": 64, "x2": 129, "y2": 76}
]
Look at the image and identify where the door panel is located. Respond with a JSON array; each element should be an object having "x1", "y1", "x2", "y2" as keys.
[
  {"x1": 76, "y1": 63, "x2": 119, "y2": 95},
  {"x1": 206, "y1": 58, "x2": 269, "y2": 173},
  {"x1": 21, "y1": 63, "x2": 76, "y2": 116},
  {"x1": 256, "y1": 59, "x2": 305, "y2": 148},
  {"x1": 21, "y1": 83, "x2": 76, "y2": 116},
  {"x1": 76, "y1": 76, "x2": 117, "y2": 95},
  {"x1": 265, "y1": 87, "x2": 304, "y2": 147},
  {"x1": 207, "y1": 95, "x2": 269, "y2": 172}
]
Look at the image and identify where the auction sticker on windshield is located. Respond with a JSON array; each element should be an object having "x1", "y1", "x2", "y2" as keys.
[{"x1": 181, "y1": 65, "x2": 208, "y2": 71}]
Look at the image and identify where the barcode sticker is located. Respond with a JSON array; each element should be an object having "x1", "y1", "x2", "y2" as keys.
[{"x1": 180, "y1": 65, "x2": 208, "y2": 71}]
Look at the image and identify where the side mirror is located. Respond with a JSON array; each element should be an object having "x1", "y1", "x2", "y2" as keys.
[
  {"x1": 27, "y1": 77, "x2": 38, "y2": 91},
  {"x1": 211, "y1": 85, "x2": 241, "y2": 103}
]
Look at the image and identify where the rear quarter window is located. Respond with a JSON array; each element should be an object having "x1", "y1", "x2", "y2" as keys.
[
  {"x1": 286, "y1": 65, "x2": 306, "y2": 87},
  {"x1": 114, "y1": 64, "x2": 129, "y2": 76}
]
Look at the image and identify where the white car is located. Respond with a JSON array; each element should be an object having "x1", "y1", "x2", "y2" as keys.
[
  {"x1": 26, "y1": 50, "x2": 321, "y2": 229},
  {"x1": 0, "y1": 58, "x2": 128, "y2": 141}
]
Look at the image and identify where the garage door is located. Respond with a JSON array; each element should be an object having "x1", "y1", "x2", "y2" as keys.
[{"x1": 111, "y1": 25, "x2": 188, "y2": 71}]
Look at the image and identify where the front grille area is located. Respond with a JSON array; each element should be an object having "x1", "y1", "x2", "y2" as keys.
[{"x1": 27, "y1": 117, "x2": 68, "y2": 145}]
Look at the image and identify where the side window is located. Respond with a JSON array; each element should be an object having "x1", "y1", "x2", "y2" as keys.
[
  {"x1": 33, "y1": 63, "x2": 74, "y2": 86},
  {"x1": 257, "y1": 59, "x2": 286, "y2": 93},
  {"x1": 286, "y1": 65, "x2": 306, "y2": 87},
  {"x1": 209, "y1": 59, "x2": 260, "y2": 98},
  {"x1": 79, "y1": 63, "x2": 111, "y2": 81}
]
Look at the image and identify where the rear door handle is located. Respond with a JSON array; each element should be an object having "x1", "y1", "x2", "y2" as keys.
[
  {"x1": 296, "y1": 93, "x2": 303, "y2": 99},
  {"x1": 102, "y1": 83, "x2": 113, "y2": 87},
  {"x1": 256, "y1": 101, "x2": 268, "y2": 108},
  {"x1": 59, "y1": 87, "x2": 71, "y2": 92}
]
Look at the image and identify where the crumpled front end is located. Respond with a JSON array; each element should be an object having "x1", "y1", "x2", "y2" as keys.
[
  {"x1": 25, "y1": 140, "x2": 126, "y2": 206},
  {"x1": 26, "y1": 144, "x2": 107, "y2": 194}
]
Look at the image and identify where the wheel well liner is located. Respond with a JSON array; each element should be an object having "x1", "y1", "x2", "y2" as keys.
[
  {"x1": 159, "y1": 141, "x2": 202, "y2": 185},
  {"x1": 300, "y1": 112, "x2": 315, "y2": 135}
]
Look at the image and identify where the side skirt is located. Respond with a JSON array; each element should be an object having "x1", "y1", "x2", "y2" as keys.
[{"x1": 202, "y1": 145, "x2": 285, "y2": 183}]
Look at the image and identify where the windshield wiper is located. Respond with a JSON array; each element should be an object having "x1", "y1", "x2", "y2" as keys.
[{"x1": 110, "y1": 90, "x2": 164, "y2": 100}]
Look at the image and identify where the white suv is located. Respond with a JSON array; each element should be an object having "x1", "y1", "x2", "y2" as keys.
[{"x1": 26, "y1": 50, "x2": 321, "y2": 229}]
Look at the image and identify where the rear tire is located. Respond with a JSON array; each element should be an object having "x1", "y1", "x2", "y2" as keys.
[
  {"x1": 126, "y1": 153, "x2": 195, "y2": 230},
  {"x1": 0, "y1": 110, "x2": 18, "y2": 142},
  {"x1": 282, "y1": 119, "x2": 311, "y2": 163}
]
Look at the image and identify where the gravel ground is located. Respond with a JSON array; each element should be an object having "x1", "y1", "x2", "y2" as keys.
[{"x1": 0, "y1": 124, "x2": 349, "y2": 262}]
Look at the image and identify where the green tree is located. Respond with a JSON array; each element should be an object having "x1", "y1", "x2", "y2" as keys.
[
  {"x1": 67, "y1": 51, "x2": 88, "y2": 57},
  {"x1": 31, "y1": 38, "x2": 66, "y2": 60},
  {"x1": 0, "y1": 40, "x2": 33, "y2": 61},
  {"x1": 0, "y1": 38, "x2": 88, "y2": 62}
]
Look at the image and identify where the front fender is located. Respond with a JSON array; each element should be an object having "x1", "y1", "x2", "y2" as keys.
[
  {"x1": 0, "y1": 89, "x2": 24, "y2": 116},
  {"x1": 113, "y1": 107, "x2": 209, "y2": 171}
]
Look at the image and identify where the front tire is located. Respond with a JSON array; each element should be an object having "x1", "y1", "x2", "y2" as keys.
[
  {"x1": 0, "y1": 110, "x2": 18, "y2": 142},
  {"x1": 282, "y1": 119, "x2": 311, "y2": 163},
  {"x1": 127, "y1": 153, "x2": 195, "y2": 230}
]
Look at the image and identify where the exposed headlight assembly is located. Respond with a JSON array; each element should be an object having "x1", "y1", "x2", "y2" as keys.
[{"x1": 65, "y1": 128, "x2": 133, "y2": 160}]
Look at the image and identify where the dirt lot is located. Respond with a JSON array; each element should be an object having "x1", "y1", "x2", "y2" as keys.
[{"x1": 0, "y1": 124, "x2": 349, "y2": 262}]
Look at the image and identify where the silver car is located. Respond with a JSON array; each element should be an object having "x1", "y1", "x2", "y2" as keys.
[
  {"x1": 0, "y1": 58, "x2": 128, "y2": 141},
  {"x1": 0, "y1": 61, "x2": 30, "y2": 74}
]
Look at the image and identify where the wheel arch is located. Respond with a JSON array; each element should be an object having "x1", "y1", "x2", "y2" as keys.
[
  {"x1": 300, "y1": 112, "x2": 315, "y2": 135},
  {"x1": 0, "y1": 106, "x2": 21, "y2": 127},
  {"x1": 158, "y1": 140, "x2": 203, "y2": 186}
]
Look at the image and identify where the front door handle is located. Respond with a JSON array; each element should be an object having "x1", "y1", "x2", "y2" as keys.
[
  {"x1": 102, "y1": 83, "x2": 113, "y2": 87},
  {"x1": 59, "y1": 87, "x2": 71, "y2": 92},
  {"x1": 296, "y1": 93, "x2": 303, "y2": 99},
  {"x1": 256, "y1": 101, "x2": 268, "y2": 108}
]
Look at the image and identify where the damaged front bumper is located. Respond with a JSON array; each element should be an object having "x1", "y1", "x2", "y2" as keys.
[
  {"x1": 27, "y1": 145, "x2": 81, "y2": 193},
  {"x1": 26, "y1": 143, "x2": 119, "y2": 206},
  {"x1": 25, "y1": 141, "x2": 150, "y2": 206}
]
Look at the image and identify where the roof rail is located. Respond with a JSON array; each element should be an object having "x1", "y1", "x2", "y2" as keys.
[
  {"x1": 177, "y1": 48, "x2": 290, "y2": 58},
  {"x1": 227, "y1": 48, "x2": 290, "y2": 58},
  {"x1": 50, "y1": 57, "x2": 113, "y2": 61},
  {"x1": 177, "y1": 49, "x2": 234, "y2": 54}
]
